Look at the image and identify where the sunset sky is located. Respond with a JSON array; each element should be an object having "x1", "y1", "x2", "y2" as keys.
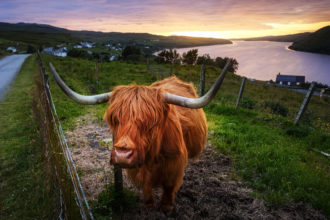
[{"x1": 1, "y1": 0, "x2": 330, "y2": 39}]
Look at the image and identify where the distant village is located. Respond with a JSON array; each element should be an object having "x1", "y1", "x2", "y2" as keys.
[{"x1": 6, "y1": 41, "x2": 124, "y2": 61}]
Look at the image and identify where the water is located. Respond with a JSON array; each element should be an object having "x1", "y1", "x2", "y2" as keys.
[
  {"x1": 175, "y1": 41, "x2": 330, "y2": 85},
  {"x1": 0, "y1": 54, "x2": 31, "y2": 100}
]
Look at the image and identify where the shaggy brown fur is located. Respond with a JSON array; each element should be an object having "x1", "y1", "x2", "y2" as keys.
[{"x1": 104, "y1": 76, "x2": 207, "y2": 210}]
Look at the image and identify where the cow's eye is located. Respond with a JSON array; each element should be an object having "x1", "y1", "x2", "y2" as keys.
[{"x1": 112, "y1": 115, "x2": 119, "y2": 126}]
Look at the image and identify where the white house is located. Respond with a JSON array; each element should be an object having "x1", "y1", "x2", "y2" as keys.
[
  {"x1": 109, "y1": 54, "x2": 120, "y2": 61},
  {"x1": 43, "y1": 47, "x2": 54, "y2": 54},
  {"x1": 42, "y1": 47, "x2": 67, "y2": 57},
  {"x1": 53, "y1": 48, "x2": 67, "y2": 57},
  {"x1": 74, "y1": 45, "x2": 83, "y2": 49},
  {"x1": 81, "y1": 42, "x2": 94, "y2": 48},
  {"x1": 7, "y1": 47, "x2": 17, "y2": 53}
]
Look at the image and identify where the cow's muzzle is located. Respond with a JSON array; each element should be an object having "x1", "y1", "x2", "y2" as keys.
[{"x1": 110, "y1": 146, "x2": 140, "y2": 168}]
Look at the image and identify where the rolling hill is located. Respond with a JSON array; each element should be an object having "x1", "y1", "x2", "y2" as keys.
[
  {"x1": 288, "y1": 26, "x2": 330, "y2": 55},
  {"x1": 0, "y1": 22, "x2": 231, "y2": 49},
  {"x1": 240, "y1": 32, "x2": 311, "y2": 42}
]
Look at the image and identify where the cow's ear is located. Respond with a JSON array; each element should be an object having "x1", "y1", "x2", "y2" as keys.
[{"x1": 104, "y1": 107, "x2": 111, "y2": 126}]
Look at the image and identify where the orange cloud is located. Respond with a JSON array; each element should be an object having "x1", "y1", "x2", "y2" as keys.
[{"x1": 1, "y1": 0, "x2": 330, "y2": 38}]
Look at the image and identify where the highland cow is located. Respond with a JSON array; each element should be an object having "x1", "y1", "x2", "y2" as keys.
[{"x1": 49, "y1": 60, "x2": 230, "y2": 211}]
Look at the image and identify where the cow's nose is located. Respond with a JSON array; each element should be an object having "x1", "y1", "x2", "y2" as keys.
[
  {"x1": 113, "y1": 146, "x2": 133, "y2": 159},
  {"x1": 111, "y1": 146, "x2": 137, "y2": 168}
]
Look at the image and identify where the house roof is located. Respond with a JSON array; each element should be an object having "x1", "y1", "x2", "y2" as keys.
[{"x1": 276, "y1": 74, "x2": 305, "y2": 83}]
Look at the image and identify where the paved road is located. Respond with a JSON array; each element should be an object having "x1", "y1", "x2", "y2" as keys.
[
  {"x1": 288, "y1": 88, "x2": 330, "y2": 98},
  {"x1": 0, "y1": 54, "x2": 31, "y2": 100}
]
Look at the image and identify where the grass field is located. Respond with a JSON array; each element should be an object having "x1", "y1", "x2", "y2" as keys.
[
  {"x1": 38, "y1": 55, "x2": 330, "y2": 216},
  {"x1": 0, "y1": 55, "x2": 58, "y2": 219}
]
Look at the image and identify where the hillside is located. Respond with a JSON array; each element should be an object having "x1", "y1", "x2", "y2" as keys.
[
  {"x1": 289, "y1": 26, "x2": 330, "y2": 55},
  {"x1": 39, "y1": 54, "x2": 329, "y2": 217},
  {"x1": 240, "y1": 32, "x2": 310, "y2": 42},
  {"x1": 1, "y1": 52, "x2": 328, "y2": 218},
  {"x1": 0, "y1": 22, "x2": 231, "y2": 49}
]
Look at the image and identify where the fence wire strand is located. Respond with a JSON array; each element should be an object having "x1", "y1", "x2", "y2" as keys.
[{"x1": 38, "y1": 53, "x2": 94, "y2": 220}]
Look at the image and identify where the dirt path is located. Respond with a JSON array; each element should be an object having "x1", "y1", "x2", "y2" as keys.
[{"x1": 66, "y1": 113, "x2": 326, "y2": 219}]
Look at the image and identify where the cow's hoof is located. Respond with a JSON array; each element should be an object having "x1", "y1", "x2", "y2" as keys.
[
  {"x1": 161, "y1": 204, "x2": 174, "y2": 212},
  {"x1": 143, "y1": 202, "x2": 155, "y2": 210}
]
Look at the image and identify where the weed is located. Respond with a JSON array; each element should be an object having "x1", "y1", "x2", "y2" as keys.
[
  {"x1": 285, "y1": 124, "x2": 311, "y2": 137},
  {"x1": 264, "y1": 101, "x2": 289, "y2": 117},
  {"x1": 240, "y1": 98, "x2": 257, "y2": 109},
  {"x1": 91, "y1": 184, "x2": 137, "y2": 218}
]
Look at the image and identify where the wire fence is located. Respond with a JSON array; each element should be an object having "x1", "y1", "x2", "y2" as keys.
[
  {"x1": 34, "y1": 54, "x2": 329, "y2": 219},
  {"x1": 36, "y1": 52, "x2": 94, "y2": 220}
]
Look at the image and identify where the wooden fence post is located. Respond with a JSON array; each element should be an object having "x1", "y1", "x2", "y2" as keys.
[
  {"x1": 236, "y1": 77, "x2": 246, "y2": 109},
  {"x1": 100, "y1": 56, "x2": 103, "y2": 72},
  {"x1": 95, "y1": 59, "x2": 98, "y2": 86},
  {"x1": 112, "y1": 135, "x2": 123, "y2": 197},
  {"x1": 146, "y1": 57, "x2": 150, "y2": 72},
  {"x1": 294, "y1": 82, "x2": 316, "y2": 124},
  {"x1": 200, "y1": 64, "x2": 205, "y2": 96},
  {"x1": 170, "y1": 63, "x2": 173, "y2": 76}
]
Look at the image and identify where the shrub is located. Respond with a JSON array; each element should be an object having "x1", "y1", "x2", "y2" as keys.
[
  {"x1": 122, "y1": 46, "x2": 142, "y2": 62},
  {"x1": 264, "y1": 101, "x2": 288, "y2": 117},
  {"x1": 286, "y1": 124, "x2": 311, "y2": 137},
  {"x1": 240, "y1": 98, "x2": 257, "y2": 109},
  {"x1": 67, "y1": 49, "x2": 91, "y2": 59}
]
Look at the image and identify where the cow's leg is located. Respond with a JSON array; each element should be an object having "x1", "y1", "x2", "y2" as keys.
[
  {"x1": 142, "y1": 178, "x2": 155, "y2": 209},
  {"x1": 161, "y1": 185, "x2": 176, "y2": 211},
  {"x1": 143, "y1": 187, "x2": 155, "y2": 209}
]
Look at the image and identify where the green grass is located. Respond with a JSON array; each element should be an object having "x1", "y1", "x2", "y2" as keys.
[
  {"x1": 90, "y1": 184, "x2": 137, "y2": 219},
  {"x1": 42, "y1": 55, "x2": 330, "y2": 216},
  {"x1": 171, "y1": 64, "x2": 330, "y2": 129},
  {"x1": 206, "y1": 104, "x2": 330, "y2": 215},
  {"x1": 0, "y1": 55, "x2": 58, "y2": 219},
  {"x1": 41, "y1": 54, "x2": 157, "y2": 130},
  {"x1": 0, "y1": 38, "x2": 9, "y2": 43}
]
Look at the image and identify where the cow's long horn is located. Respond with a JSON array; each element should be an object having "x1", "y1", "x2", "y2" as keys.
[
  {"x1": 164, "y1": 60, "x2": 231, "y2": 109},
  {"x1": 49, "y1": 63, "x2": 111, "y2": 105}
]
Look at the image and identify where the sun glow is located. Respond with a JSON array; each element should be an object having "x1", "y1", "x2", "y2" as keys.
[
  {"x1": 171, "y1": 31, "x2": 227, "y2": 39},
  {"x1": 170, "y1": 21, "x2": 330, "y2": 39}
]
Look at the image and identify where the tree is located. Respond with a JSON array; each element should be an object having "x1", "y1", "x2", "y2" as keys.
[
  {"x1": 215, "y1": 56, "x2": 239, "y2": 73},
  {"x1": 197, "y1": 54, "x2": 214, "y2": 65},
  {"x1": 214, "y1": 57, "x2": 226, "y2": 68},
  {"x1": 122, "y1": 46, "x2": 142, "y2": 61},
  {"x1": 182, "y1": 49, "x2": 198, "y2": 65},
  {"x1": 224, "y1": 57, "x2": 239, "y2": 73},
  {"x1": 155, "y1": 49, "x2": 181, "y2": 64},
  {"x1": 26, "y1": 45, "x2": 36, "y2": 53},
  {"x1": 67, "y1": 49, "x2": 91, "y2": 59}
]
